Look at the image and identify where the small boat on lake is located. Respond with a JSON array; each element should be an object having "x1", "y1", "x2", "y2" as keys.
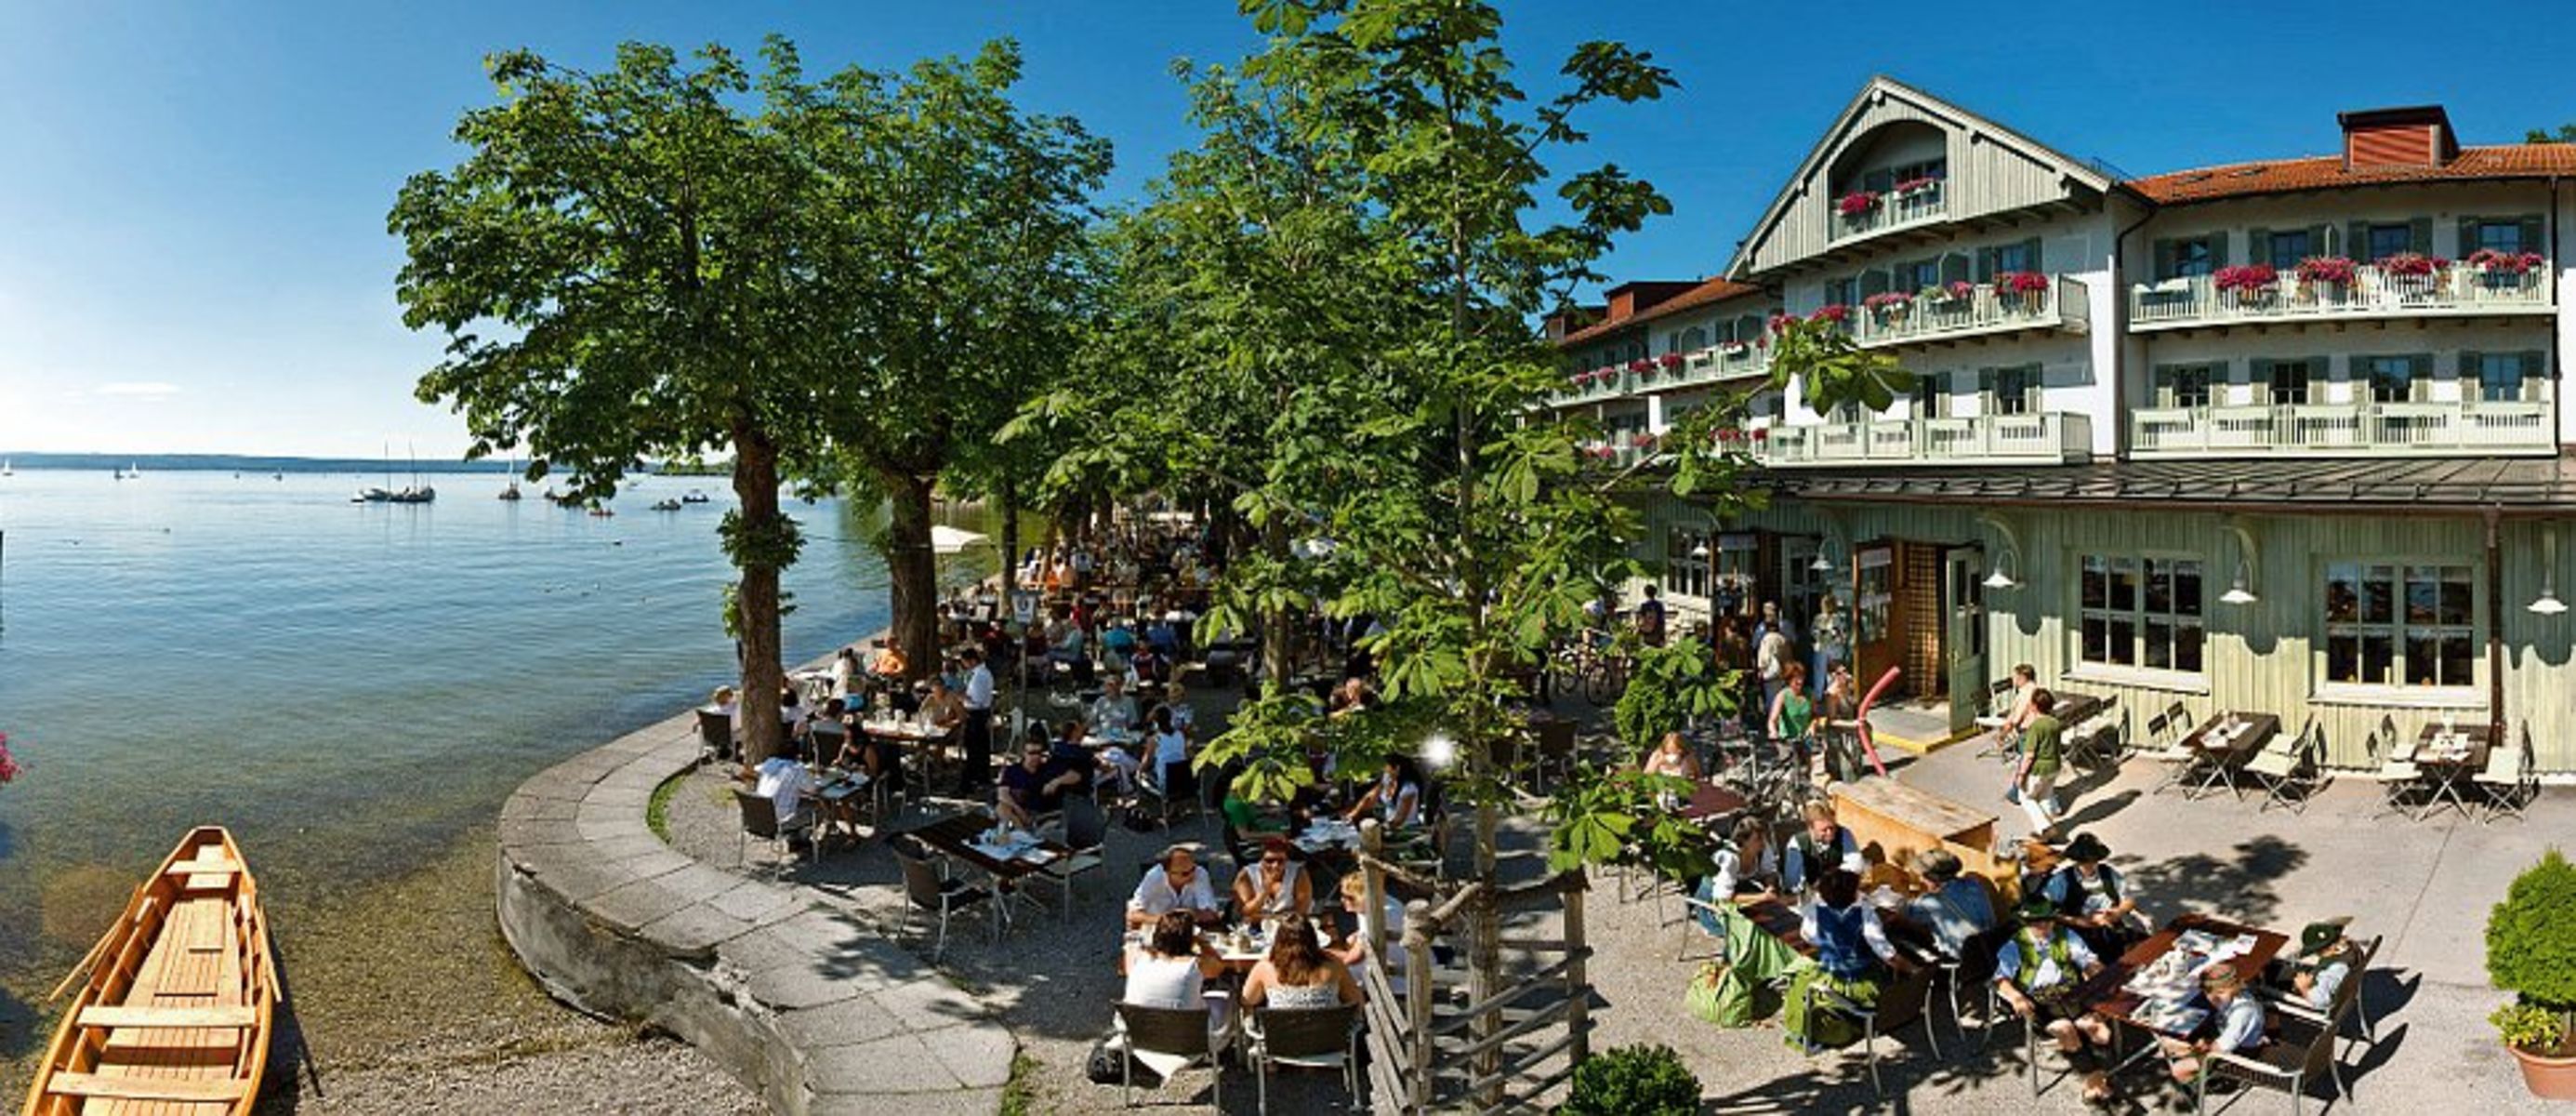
[
  {"x1": 23, "y1": 826, "x2": 276, "y2": 1116},
  {"x1": 650, "y1": 498, "x2": 682, "y2": 512},
  {"x1": 350, "y1": 486, "x2": 392, "y2": 503},
  {"x1": 680, "y1": 490, "x2": 712, "y2": 504}
]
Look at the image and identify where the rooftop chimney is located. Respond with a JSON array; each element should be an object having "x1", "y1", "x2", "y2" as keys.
[{"x1": 2338, "y1": 105, "x2": 2459, "y2": 170}]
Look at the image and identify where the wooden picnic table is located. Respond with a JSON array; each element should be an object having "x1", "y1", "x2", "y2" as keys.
[{"x1": 2080, "y1": 913, "x2": 2289, "y2": 1043}]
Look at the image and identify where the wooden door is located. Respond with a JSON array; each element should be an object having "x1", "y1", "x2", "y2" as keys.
[{"x1": 1851, "y1": 542, "x2": 1900, "y2": 692}]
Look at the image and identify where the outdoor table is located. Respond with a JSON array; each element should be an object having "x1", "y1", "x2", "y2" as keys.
[
  {"x1": 906, "y1": 812, "x2": 1075, "y2": 929},
  {"x1": 1676, "y1": 781, "x2": 1750, "y2": 825},
  {"x1": 2077, "y1": 912, "x2": 2290, "y2": 1074},
  {"x1": 1832, "y1": 777, "x2": 1997, "y2": 860},
  {"x1": 1737, "y1": 896, "x2": 1816, "y2": 958},
  {"x1": 810, "y1": 767, "x2": 874, "y2": 850},
  {"x1": 2408, "y1": 722, "x2": 2493, "y2": 819},
  {"x1": 2178, "y1": 712, "x2": 2281, "y2": 800},
  {"x1": 863, "y1": 716, "x2": 957, "y2": 786},
  {"x1": 2049, "y1": 691, "x2": 2106, "y2": 733}
]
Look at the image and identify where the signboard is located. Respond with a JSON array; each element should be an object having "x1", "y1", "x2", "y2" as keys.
[{"x1": 1010, "y1": 589, "x2": 1039, "y2": 627}]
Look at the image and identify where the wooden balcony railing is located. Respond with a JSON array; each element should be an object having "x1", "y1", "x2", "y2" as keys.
[
  {"x1": 1830, "y1": 180, "x2": 1946, "y2": 242},
  {"x1": 2129, "y1": 263, "x2": 2553, "y2": 330}
]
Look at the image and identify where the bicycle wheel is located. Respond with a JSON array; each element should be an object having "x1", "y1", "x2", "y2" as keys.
[{"x1": 1580, "y1": 660, "x2": 1619, "y2": 707}]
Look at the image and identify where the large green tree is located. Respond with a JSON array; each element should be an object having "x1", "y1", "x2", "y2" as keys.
[
  {"x1": 793, "y1": 41, "x2": 1110, "y2": 678},
  {"x1": 392, "y1": 41, "x2": 833, "y2": 762}
]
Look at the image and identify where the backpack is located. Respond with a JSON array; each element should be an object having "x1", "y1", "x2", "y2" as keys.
[{"x1": 1085, "y1": 1035, "x2": 1159, "y2": 1085}]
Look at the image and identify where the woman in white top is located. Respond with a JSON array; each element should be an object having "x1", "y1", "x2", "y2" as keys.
[
  {"x1": 1233, "y1": 838, "x2": 1314, "y2": 922},
  {"x1": 829, "y1": 647, "x2": 861, "y2": 698},
  {"x1": 1241, "y1": 917, "x2": 1362, "y2": 1016},
  {"x1": 1345, "y1": 755, "x2": 1424, "y2": 830},
  {"x1": 1145, "y1": 705, "x2": 1191, "y2": 791},
  {"x1": 1122, "y1": 910, "x2": 1226, "y2": 1007}
]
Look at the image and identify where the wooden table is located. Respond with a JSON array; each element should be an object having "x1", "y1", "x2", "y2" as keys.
[
  {"x1": 1737, "y1": 896, "x2": 1815, "y2": 959},
  {"x1": 2177, "y1": 712, "x2": 2281, "y2": 800},
  {"x1": 1833, "y1": 777, "x2": 1997, "y2": 857},
  {"x1": 2080, "y1": 913, "x2": 2289, "y2": 1063},
  {"x1": 1677, "y1": 781, "x2": 1750, "y2": 825},
  {"x1": 2050, "y1": 691, "x2": 2106, "y2": 731},
  {"x1": 905, "y1": 813, "x2": 1074, "y2": 884},
  {"x1": 2409, "y1": 723, "x2": 2494, "y2": 818}
]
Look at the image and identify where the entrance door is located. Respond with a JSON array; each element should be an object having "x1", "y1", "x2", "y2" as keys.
[
  {"x1": 1850, "y1": 543, "x2": 1899, "y2": 693},
  {"x1": 1943, "y1": 546, "x2": 1988, "y2": 735}
]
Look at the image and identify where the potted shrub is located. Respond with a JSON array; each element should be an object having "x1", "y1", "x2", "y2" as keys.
[
  {"x1": 1563, "y1": 1043, "x2": 1700, "y2": 1116},
  {"x1": 2488, "y1": 848, "x2": 2576, "y2": 1098},
  {"x1": 1837, "y1": 191, "x2": 1880, "y2": 219}
]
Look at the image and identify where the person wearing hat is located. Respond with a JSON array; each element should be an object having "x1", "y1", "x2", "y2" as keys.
[
  {"x1": 2042, "y1": 832, "x2": 2142, "y2": 954},
  {"x1": 2160, "y1": 962, "x2": 2266, "y2": 1089},
  {"x1": 1994, "y1": 895, "x2": 2115, "y2": 1103},
  {"x1": 1903, "y1": 848, "x2": 1996, "y2": 960},
  {"x1": 2271, "y1": 917, "x2": 2358, "y2": 1012}
]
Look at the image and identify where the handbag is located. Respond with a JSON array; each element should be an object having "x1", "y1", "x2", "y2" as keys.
[
  {"x1": 1684, "y1": 961, "x2": 1733, "y2": 1025},
  {"x1": 1085, "y1": 1035, "x2": 1159, "y2": 1085}
]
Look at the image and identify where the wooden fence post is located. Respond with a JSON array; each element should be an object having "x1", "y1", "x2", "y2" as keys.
[
  {"x1": 1403, "y1": 897, "x2": 1435, "y2": 1115},
  {"x1": 1360, "y1": 818, "x2": 1388, "y2": 963},
  {"x1": 1563, "y1": 877, "x2": 1590, "y2": 1066}
]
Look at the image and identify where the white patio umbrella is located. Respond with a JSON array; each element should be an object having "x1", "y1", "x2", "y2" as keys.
[{"x1": 931, "y1": 525, "x2": 992, "y2": 555}]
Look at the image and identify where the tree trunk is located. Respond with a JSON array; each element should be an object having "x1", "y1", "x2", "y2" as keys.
[
  {"x1": 885, "y1": 470, "x2": 941, "y2": 682},
  {"x1": 732, "y1": 427, "x2": 788, "y2": 764},
  {"x1": 1262, "y1": 512, "x2": 1296, "y2": 687},
  {"x1": 997, "y1": 475, "x2": 1022, "y2": 611}
]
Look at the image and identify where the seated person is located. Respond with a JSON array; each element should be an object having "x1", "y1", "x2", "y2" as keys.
[
  {"x1": 1127, "y1": 845, "x2": 1223, "y2": 929},
  {"x1": 1128, "y1": 643, "x2": 1171, "y2": 686},
  {"x1": 1780, "y1": 798, "x2": 1865, "y2": 894},
  {"x1": 1782, "y1": 869, "x2": 1911, "y2": 1050},
  {"x1": 1995, "y1": 897, "x2": 2116, "y2": 1104},
  {"x1": 2268, "y1": 917, "x2": 2358, "y2": 1012},
  {"x1": 1048, "y1": 718, "x2": 1102, "y2": 786},
  {"x1": 1902, "y1": 848, "x2": 1996, "y2": 961},
  {"x1": 1328, "y1": 871, "x2": 1410, "y2": 989},
  {"x1": 2160, "y1": 963, "x2": 2266, "y2": 1092},
  {"x1": 1642, "y1": 731, "x2": 1702, "y2": 781},
  {"x1": 1346, "y1": 755, "x2": 1425, "y2": 830},
  {"x1": 917, "y1": 674, "x2": 965, "y2": 732},
  {"x1": 2042, "y1": 832, "x2": 2142, "y2": 953},
  {"x1": 1142, "y1": 705, "x2": 1195, "y2": 801},
  {"x1": 1162, "y1": 682, "x2": 1196, "y2": 734},
  {"x1": 997, "y1": 739, "x2": 1083, "y2": 831},
  {"x1": 1099, "y1": 618, "x2": 1139, "y2": 670},
  {"x1": 1145, "y1": 615, "x2": 1182, "y2": 658},
  {"x1": 1220, "y1": 775, "x2": 1291, "y2": 838},
  {"x1": 1241, "y1": 918, "x2": 1364, "y2": 1017},
  {"x1": 1121, "y1": 910, "x2": 1231, "y2": 1038},
  {"x1": 796, "y1": 698, "x2": 846, "y2": 751},
  {"x1": 740, "y1": 747, "x2": 815, "y2": 842},
  {"x1": 1693, "y1": 815, "x2": 1779, "y2": 938},
  {"x1": 868, "y1": 637, "x2": 908, "y2": 680},
  {"x1": 1232, "y1": 838, "x2": 1314, "y2": 923},
  {"x1": 1328, "y1": 676, "x2": 1374, "y2": 719},
  {"x1": 1088, "y1": 676, "x2": 1142, "y2": 737},
  {"x1": 1046, "y1": 611, "x2": 1087, "y2": 667}
]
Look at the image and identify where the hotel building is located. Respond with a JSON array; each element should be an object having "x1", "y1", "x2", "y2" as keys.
[{"x1": 1552, "y1": 77, "x2": 2576, "y2": 772}]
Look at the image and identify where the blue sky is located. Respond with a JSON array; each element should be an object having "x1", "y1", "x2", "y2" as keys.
[{"x1": 3, "y1": 0, "x2": 2570, "y2": 457}]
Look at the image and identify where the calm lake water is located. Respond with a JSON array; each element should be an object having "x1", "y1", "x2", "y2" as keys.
[{"x1": 0, "y1": 467, "x2": 982, "y2": 990}]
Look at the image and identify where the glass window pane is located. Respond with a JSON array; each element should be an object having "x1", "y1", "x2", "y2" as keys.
[
  {"x1": 2325, "y1": 563, "x2": 2361, "y2": 623},
  {"x1": 2081, "y1": 556, "x2": 2107, "y2": 610},
  {"x1": 2145, "y1": 560, "x2": 2174, "y2": 615},
  {"x1": 2361, "y1": 566, "x2": 2396, "y2": 625},
  {"x1": 2109, "y1": 558, "x2": 2139, "y2": 612},
  {"x1": 2368, "y1": 224, "x2": 2411, "y2": 261},
  {"x1": 2081, "y1": 616, "x2": 2108, "y2": 663},
  {"x1": 2144, "y1": 618, "x2": 2173, "y2": 670},
  {"x1": 2440, "y1": 633, "x2": 2474, "y2": 686},
  {"x1": 2173, "y1": 560, "x2": 2203, "y2": 618},
  {"x1": 2327, "y1": 634, "x2": 2360, "y2": 683},
  {"x1": 2404, "y1": 635, "x2": 2438, "y2": 686},
  {"x1": 2360, "y1": 634, "x2": 2394, "y2": 684},
  {"x1": 2174, "y1": 622, "x2": 2204, "y2": 672},
  {"x1": 2438, "y1": 566, "x2": 2473, "y2": 626},
  {"x1": 2108, "y1": 618, "x2": 2136, "y2": 666}
]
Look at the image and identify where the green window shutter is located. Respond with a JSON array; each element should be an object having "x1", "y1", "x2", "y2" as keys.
[
  {"x1": 2248, "y1": 227, "x2": 2273, "y2": 267},
  {"x1": 2458, "y1": 217, "x2": 2481, "y2": 257},
  {"x1": 1977, "y1": 366, "x2": 1997, "y2": 397},
  {"x1": 2151, "y1": 238, "x2": 2173, "y2": 280},
  {"x1": 1975, "y1": 247, "x2": 1996, "y2": 282},
  {"x1": 2305, "y1": 224, "x2": 2330, "y2": 259},
  {"x1": 2345, "y1": 221, "x2": 2370, "y2": 258},
  {"x1": 2023, "y1": 236, "x2": 2045, "y2": 273},
  {"x1": 1941, "y1": 252, "x2": 1971, "y2": 286},
  {"x1": 2522, "y1": 351, "x2": 2547, "y2": 402},
  {"x1": 2409, "y1": 352, "x2": 2434, "y2": 401},
  {"x1": 2520, "y1": 216, "x2": 2546, "y2": 255},
  {"x1": 1860, "y1": 269, "x2": 1891, "y2": 298},
  {"x1": 2409, "y1": 218, "x2": 2434, "y2": 256},
  {"x1": 2461, "y1": 349, "x2": 2484, "y2": 394},
  {"x1": 2250, "y1": 358, "x2": 2273, "y2": 394}
]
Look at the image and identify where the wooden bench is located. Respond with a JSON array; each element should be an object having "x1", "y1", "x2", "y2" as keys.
[
  {"x1": 41, "y1": 1070, "x2": 250, "y2": 1103},
  {"x1": 77, "y1": 1004, "x2": 258, "y2": 1030}
]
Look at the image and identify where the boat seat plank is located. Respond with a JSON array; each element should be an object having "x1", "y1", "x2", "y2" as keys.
[
  {"x1": 79, "y1": 1005, "x2": 260, "y2": 1030},
  {"x1": 164, "y1": 858, "x2": 238, "y2": 877},
  {"x1": 41, "y1": 1070, "x2": 248, "y2": 1102}
]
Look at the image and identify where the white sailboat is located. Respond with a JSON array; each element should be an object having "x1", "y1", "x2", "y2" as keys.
[
  {"x1": 2, "y1": 458, "x2": 13, "y2": 476},
  {"x1": 498, "y1": 454, "x2": 522, "y2": 500}
]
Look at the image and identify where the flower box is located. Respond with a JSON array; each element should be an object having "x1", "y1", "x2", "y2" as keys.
[
  {"x1": 2213, "y1": 263, "x2": 2278, "y2": 295},
  {"x1": 1718, "y1": 339, "x2": 1750, "y2": 356},
  {"x1": 1630, "y1": 433, "x2": 1657, "y2": 448},
  {"x1": 1656, "y1": 352, "x2": 1684, "y2": 370},
  {"x1": 1994, "y1": 271, "x2": 2051, "y2": 296},
  {"x1": 1809, "y1": 303, "x2": 1851, "y2": 325},
  {"x1": 2469, "y1": 248, "x2": 2546, "y2": 275},
  {"x1": 1893, "y1": 176, "x2": 1940, "y2": 196},
  {"x1": 1626, "y1": 358, "x2": 1654, "y2": 374},
  {"x1": 2295, "y1": 255, "x2": 2357, "y2": 286},
  {"x1": 2380, "y1": 252, "x2": 2437, "y2": 277},
  {"x1": 1923, "y1": 281, "x2": 1975, "y2": 303},
  {"x1": 1837, "y1": 192, "x2": 1881, "y2": 219}
]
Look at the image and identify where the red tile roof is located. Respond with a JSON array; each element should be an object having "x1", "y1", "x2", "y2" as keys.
[
  {"x1": 2127, "y1": 143, "x2": 2576, "y2": 204},
  {"x1": 1554, "y1": 276, "x2": 1764, "y2": 348}
]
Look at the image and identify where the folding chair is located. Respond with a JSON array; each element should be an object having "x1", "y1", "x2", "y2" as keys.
[
  {"x1": 733, "y1": 789, "x2": 817, "y2": 874},
  {"x1": 2063, "y1": 695, "x2": 2122, "y2": 770},
  {"x1": 2140, "y1": 712, "x2": 2201, "y2": 795},
  {"x1": 1802, "y1": 963, "x2": 1938, "y2": 1095},
  {"x1": 2243, "y1": 718, "x2": 2326, "y2": 814},
  {"x1": 2261, "y1": 933, "x2": 2383, "y2": 1050},
  {"x1": 2196, "y1": 1005, "x2": 2348, "y2": 1115},
  {"x1": 2475, "y1": 730, "x2": 2538, "y2": 822},
  {"x1": 2364, "y1": 717, "x2": 2423, "y2": 821},
  {"x1": 892, "y1": 834, "x2": 992, "y2": 962},
  {"x1": 1245, "y1": 1003, "x2": 1362, "y2": 1115},
  {"x1": 1037, "y1": 795, "x2": 1110, "y2": 918}
]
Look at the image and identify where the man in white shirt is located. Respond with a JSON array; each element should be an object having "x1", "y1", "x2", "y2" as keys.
[
  {"x1": 747, "y1": 751, "x2": 815, "y2": 832},
  {"x1": 1127, "y1": 846, "x2": 1222, "y2": 929},
  {"x1": 958, "y1": 646, "x2": 996, "y2": 797},
  {"x1": 1755, "y1": 623, "x2": 1791, "y2": 711}
]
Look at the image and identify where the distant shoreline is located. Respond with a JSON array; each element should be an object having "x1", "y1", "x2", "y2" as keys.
[{"x1": 0, "y1": 453, "x2": 725, "y2": 476}]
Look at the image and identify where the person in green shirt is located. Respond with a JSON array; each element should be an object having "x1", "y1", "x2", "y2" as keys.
[{"x1": 2013, "y1": 689, "x2": 2065, "y2": 839}]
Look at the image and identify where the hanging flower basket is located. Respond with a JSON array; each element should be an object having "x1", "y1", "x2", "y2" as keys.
[{"x1": 1837, "y1": 191, "x2": 1881, "y2": 219}]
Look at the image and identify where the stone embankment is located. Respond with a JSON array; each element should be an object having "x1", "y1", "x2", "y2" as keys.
[{"x1": 494, "y1": 708, "x2": 1012, "y2": 1115}]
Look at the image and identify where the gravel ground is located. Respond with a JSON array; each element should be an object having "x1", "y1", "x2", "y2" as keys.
[{"x1": 2, "y1": 827, "x2": 761, "y2": 1116}]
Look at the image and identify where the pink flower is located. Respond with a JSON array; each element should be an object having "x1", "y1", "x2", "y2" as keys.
[
  {"x1": 1994, "y1": 271, "x2": 2051, "y2": 295},
  {"x1": 1862, "y1": 291, "x2": 1913, "y2": 311},
  {"x1": 1809, "y1": 304, "x2": 1851, "y2": 325},
  {"x1": 1767, "y1": 312, "x2": 1795, "y2": 336},
  {"x1": 1631, "y1": 432, "x2": 1656, "y2": 448},
  {"x1": 2295, "y1": 256, "x2": 2357, "y2": 285},
  {"x1": 2469, "y1": 248, "x2": 2546, "y2": 275},
  {"x1": 2213, "y1": 264, "x2": 2278, "y2": 294},
  {"x1": 1893, "y1": 175, "x2": 1941, "y2": 195},
  {"x1": 1626, "y1": 358, "x2": 1653, "y2": 374},
  {"x1": 1837, "y1": 191, "x2": 1881, "y2": 218},
  {"x1": 1656, "y1": 352, "x2": 1684, "y2": 369},
  {"x1": 2379, "y1": 252, "x2": 2436, "y2": 277}
]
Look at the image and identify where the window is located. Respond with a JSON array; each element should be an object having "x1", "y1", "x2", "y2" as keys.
[
  {"x1": 1898, "y1": 258, "x2": 1941, "y2": 291},
  {"x1": 2080, "y1": 554, "x2": 2204, "y2": 671},
  {"x1": 1912, "y1": 372, "x2": 1949, "y2": 418},
  {"x1": 2364, "y1": 223, "x2": 2412, "y2": 262},
  {"x1": 2362, "y1": 356, "x2": 2419, "y2": 403},
  {"x1": 1824, "y1": 278, "x2": 1857, "y2": 309},
  {"x1": 2464, "y1": 217, "x2": 2542, "y2": 256},
  {"x1": 1665, "y1": 528, "x2": 1710, "y2": 600},
  {"x1": 2473, "y1": 220, "x2": 2525, "y2": 255},
  {"x1": 1892, "y1": 157, "x2": 1946, "y2": 185},
  {"x1": 2155, "y1": 364, "x2": 2215, "y2": 408},
  {"x1": 2160, "y1": 236, "x2": 2216, "y2": 279},
  {"x1": 1981, "y1": 238, "x2": 2042, "y2": 279},
  {"x1": 2264, "y1": 359, "x2": 2313, "y2": 405},
  {"x1": 1977, "y1": 365, "x2": 2039, "y2": 415},
  {"x1": 2325, "y1": 563, "x2": 2473, "y2": 686},
  {"x1": 1678, "y1": 326, "x2": 1708, "y2": 353},
  {"x1": 2467, "y1": 352, "x2": 2541, "y2": 402},
  {"x1": 2268, "y1": 229, "x2": 2313, "y2": 263}
]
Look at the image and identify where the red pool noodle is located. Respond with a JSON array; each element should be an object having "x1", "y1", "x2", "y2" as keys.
[{"x1": 1852, "y1": 666, "x2": 1900, "y2": 777}]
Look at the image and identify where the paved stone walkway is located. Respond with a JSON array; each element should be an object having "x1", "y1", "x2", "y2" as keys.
[{"x1": 494, "y1": 708, "x2": 1014, "y2": 1115}]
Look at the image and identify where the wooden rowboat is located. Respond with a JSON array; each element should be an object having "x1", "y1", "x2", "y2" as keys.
[{"x1": 23, "y1": 826, "x2": 276, "y2": 1116}]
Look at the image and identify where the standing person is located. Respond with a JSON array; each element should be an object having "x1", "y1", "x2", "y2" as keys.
[
  {"x1": 1755, "y1": 618, "x2": 1792, "y2": 712},
  {"x1": 1767, "y1": 662, "x2": 1816, "y2": 773},
  {"x1": 1633, "y1": 584, "x2": 1667, "y2": 647},
  {"x1": 1811, "y1": 595, "x2": 1848, "y2": 698},
  {"x1": 2012, "y1": 689, "x2": 2067, "y2": 839},
  {"x1": 958, "y1": 647, "x2": 996, "y2": 798},
  {"x1": 830, "y1": 646, "x2": 863, "y2": 699},
  {"x1": 1994, "y1": 662, "x2": 2040, "y2": 760}
]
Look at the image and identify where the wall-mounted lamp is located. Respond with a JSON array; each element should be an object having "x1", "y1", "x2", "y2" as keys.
[
  {"x1": 1982, "y1": 552, "x2": 2017, "y2": 591},
  {"x1": 2220, "y1": 518, "x2": 2261, "y2": 605},
  {"x1": 1810, "y1": 549, "x2": 1835, "y2": 572},
  {"x1": 1690, "y1": 538, "x2": 1711, "y2": 559},
  {"x1": 1975, "y1": 512, "x2": 2022, "y2": 591},
  {"x1": 2533, "y1": 526, "x2": 2568, "y2": 616}
]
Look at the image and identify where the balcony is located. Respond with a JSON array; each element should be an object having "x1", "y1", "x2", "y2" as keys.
[
  {"x1": 1553, "y1": 343, "x2": 1774, "y2": 405},
  {"x1": 2130, "y1": 263, "x2": 2554, "y2": 332},
  {"x1": 1752, "y1": 411, "x2": 2094, "y2": 468},
  {"x1": 1830, "y1": 179, "x2": 1947, "y2": 243},
  {"x1": 1846, "y1": 274, "x2": 2088, "y2": 349},
  {"x1": 2131, "y1": 394, "x2": 2556, "y2": 458}
]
